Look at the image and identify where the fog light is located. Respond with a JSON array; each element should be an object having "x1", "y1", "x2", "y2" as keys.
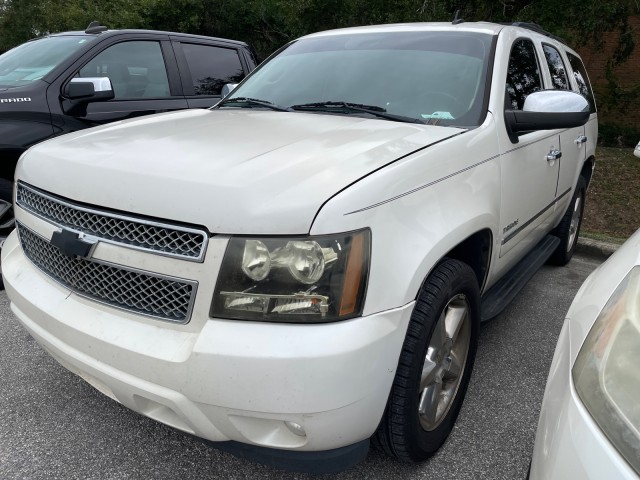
[{"x1": 284, "y1": 421, "x2": 306, "y2": 437}]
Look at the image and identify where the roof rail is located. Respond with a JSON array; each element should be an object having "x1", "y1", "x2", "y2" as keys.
[{"x1": 509, "y1": 22, "x2": 567, "y2": 45}]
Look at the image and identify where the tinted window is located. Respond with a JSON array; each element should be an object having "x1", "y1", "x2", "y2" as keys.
[
  {"x1": 505, "y1": 39, "x2": 542, "y2": 110},
  {"x1": 542, "y1": 44, "x2": 569, "y2": 90},
  {"x1": 181, "y1": 44, "x2": 245, "y2": 96},
  {"x1": 79, "y1": 41, "x2": 170, "y2": 99},
  {"x1": 225, "y1": 32, "x2": 494, "y2": 127},
  {"x1": 567, "y1": 53, "x2": 596, "y2": 113},
  {"x1": 0, "y1": 35, "x2": 95, "y2": 88}
]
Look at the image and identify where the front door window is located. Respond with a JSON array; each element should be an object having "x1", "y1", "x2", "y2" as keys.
[{"x1": 79, "y1": 41, "x2": 171, "y2": 99}]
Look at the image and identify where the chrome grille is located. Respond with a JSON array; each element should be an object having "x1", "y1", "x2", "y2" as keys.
[
  {"x1": 18, "y1": 224, "x2": 197, "y2": 323},
  {"x1": 16, "y1": 182, "x2": 208, "y2": 261}
]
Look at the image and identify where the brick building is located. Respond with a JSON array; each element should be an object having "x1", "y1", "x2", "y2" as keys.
[{"x1": 577, "y1": 16, "x2": 640, "y2": 142}]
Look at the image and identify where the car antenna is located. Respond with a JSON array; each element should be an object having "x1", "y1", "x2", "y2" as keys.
[
  {"x1": 85, "y1": 21, "x2": 108, "y2": 34},
  {"x1": 452, "y1": 10, "x2": 464, "y2": 25}
]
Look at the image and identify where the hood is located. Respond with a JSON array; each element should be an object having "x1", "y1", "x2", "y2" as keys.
[
  {"x1": 0, "y1": 81, "x2": 44, "y2": 94},
  {"x1": 19, "y1": 109, "x2": 463, "y2": 234}
]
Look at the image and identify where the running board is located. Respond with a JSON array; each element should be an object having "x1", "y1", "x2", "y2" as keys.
[{"x1": 481, "y1": 234, "x2": 560, "y2": 322}]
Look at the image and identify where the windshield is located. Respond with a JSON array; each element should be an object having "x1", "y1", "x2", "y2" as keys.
[
  {"x1": 0, "y1": 35, "x2": 95, "y2": 88},
  {"x1": 224, "y1": 31, "x2": 494, "y2": 127}
]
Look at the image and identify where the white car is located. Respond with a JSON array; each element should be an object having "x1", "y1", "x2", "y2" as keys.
[
  {"x1": 2, "y1": 22, "x2": 596, "y2": 472},
  {"x1": 530, "y1": 229, "x2": 640, "y2": 479}
]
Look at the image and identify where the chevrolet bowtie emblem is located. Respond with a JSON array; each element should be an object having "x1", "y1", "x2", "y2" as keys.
[{"x1": 50, "y1": 229, "x2": 97, "y2": 259}]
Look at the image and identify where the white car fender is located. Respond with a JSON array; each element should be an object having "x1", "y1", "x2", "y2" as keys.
[{"x1": 311, "y1": 114, "x2": 501, "y2": 316}]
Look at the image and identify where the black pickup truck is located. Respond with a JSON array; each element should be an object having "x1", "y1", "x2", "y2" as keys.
[{"x1": 0, "y1": 22, "x2": 258, "y2": 230}]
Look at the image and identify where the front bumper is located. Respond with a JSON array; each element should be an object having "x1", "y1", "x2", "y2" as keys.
[
  {"x1": 2, "y1": 229, "x2": 413, "y2": 453},
  {"x1": 529, "y1": 321, "x2": 638, "y2": 480}
]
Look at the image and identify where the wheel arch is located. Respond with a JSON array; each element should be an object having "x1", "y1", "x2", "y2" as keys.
[
  {"x1": 0, "y1": 148, "x2": 25, "y2": 182},
  {"x1": 415, "y1": 227, "x2": 494, "y2": 302},
  {"x1": 581, "y1": 155, "x2": 595, "y2": 189},
  {"x1": 442, "y1": 229, "x2": 493, "y2": 292}
]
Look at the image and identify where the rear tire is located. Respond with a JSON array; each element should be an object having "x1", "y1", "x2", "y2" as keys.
[
  {"x1": 549, "y1": 176, "x2": 586, "y2": 266},
  {"x1": 374, "y1": 258, "x2": 480, "y2": 462}
]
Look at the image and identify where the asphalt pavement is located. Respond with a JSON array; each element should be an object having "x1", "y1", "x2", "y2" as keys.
[{"x1": 0, "y1": 254, "x2": 601, "y2": 480}]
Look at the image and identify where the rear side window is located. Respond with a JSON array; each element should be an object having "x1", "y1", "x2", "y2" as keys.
[
  {"x1": 181, "y1": 44, "x2": 245, "y2": 96},
  {"x1": 79, "y1": 41, "x2": 170, "y2": 99},
  {"x1": 567, "y1": 52, "x2": 596, "y2": 113},
  {"x1": 542, "y1": 44, "x2": 569, "y2": 90},
  {"x1": 505, "y1": 39, "x2": 542, "y2": 110}
]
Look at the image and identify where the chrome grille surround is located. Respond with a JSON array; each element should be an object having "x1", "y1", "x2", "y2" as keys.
[
  {"x1": 17, "y1": 223, "x2": 197, "y2": 323},
  {"x1": 16, "y1": 182, "x2": 208, "y2": 262}
]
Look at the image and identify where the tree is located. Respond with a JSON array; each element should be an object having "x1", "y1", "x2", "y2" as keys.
[{"x1": 0, "y1": 0, "x2": 149, "y2": 53}]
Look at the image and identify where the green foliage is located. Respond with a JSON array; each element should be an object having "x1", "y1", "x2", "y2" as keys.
[
  {"x1": 0, "y1": 0, "x2": 463, "y2": 56},
  {"x1": 0, "y1": 0, "x2": 149, "y2": 51},
  {"x1": 598, "y1": 122, "x2": 640, "y2": 147},
  {"x1": 0, "y1": 0, "x2": 636, "y2": 54},
  {"x1": 513, "y1": 0, "x2": 631, "y2": 46},
  {"x1": 2, "y1": 0, "x2": 634, "y2": 58}
]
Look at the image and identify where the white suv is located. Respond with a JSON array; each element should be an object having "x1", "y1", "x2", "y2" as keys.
[{"x1": 2, "y1": 21, "x2": 597, "y2": 473}]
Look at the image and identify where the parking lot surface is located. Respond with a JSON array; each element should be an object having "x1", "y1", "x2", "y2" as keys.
[{"x1": 0, "y1": 254, "x2": 600, "y2": 479}]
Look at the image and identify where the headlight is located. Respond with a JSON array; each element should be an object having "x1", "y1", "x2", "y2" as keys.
[
  {"x1": 211, "y1": 229, "x2": 370, "y2": 323},
  {"x1": 573, "y1": 266, "x2": 640, "y2": 474}
]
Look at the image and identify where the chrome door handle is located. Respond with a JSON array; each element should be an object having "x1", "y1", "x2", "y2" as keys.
[
  {"x1": 575, "y1": 135, "x2": 588, "y2": 144},
  {"x1": 547, "y1": 150, "x2": 562, "y2": 162}
]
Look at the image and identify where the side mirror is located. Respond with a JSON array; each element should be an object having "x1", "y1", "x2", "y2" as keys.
[
  {"x1": 221, "y1": 83, "x2": 238, "y2": 97},
  {"x1": 505, "y1": 90, "x2": 590, "y2": 143},
  {"x1": 65, "y1": 77, "x2": 114, "y2": 101},
  {"x1": 634, "y1": 141, "x2": 640, "y2": 159}
]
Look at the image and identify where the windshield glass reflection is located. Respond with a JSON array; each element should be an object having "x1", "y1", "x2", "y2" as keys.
[
  {"x1": 0, "y1": 36, "x2": 95, "y2": 88},
  {"x1": 226, "y1": 31, "x2": 494, "y2": 127}
]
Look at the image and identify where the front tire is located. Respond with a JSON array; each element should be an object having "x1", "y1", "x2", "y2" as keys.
[{"x1": 374, "y1": 258, "x2": 480, "y2": 462}]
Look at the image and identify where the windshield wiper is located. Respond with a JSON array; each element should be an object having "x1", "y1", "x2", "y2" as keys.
[
  {"x1": 290, "y1": 101, "x2": 426, "y2": 124},
  {"x1": 217, "y1": 97, "x2": 293, "y2": 112}
]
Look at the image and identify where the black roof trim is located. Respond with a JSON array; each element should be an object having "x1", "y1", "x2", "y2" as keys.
[
  {"x1": 49, "y1": 28, "x2": 249, "y2": 47},
  {"x1": 508, "y1": 22, "x2": 567, "y2": 45}
]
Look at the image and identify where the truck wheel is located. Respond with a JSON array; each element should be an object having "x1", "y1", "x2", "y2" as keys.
[
  {"x1": 549, "y1": 176, "x2": 586, "y2": 266},
  {"x1": 374, "y1": 258, "x2": 480, "y2": 462}
]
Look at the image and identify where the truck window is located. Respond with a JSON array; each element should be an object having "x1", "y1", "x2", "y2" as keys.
[
  {"x1": 505, "y1": 39, "x2": 542, "y2": 110},
  {"x1": 180, "y1": 44, "x2": 245, "y2": 96},
  {"x1": 567, "y1": 52, "x2": 596, "y2": 113},
  {"x1": 542, "y1": 44, "x2": 569, "y2": 90},
  {"x1": 79, "y1": 41, "x2": 171, "y2": 99}
]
